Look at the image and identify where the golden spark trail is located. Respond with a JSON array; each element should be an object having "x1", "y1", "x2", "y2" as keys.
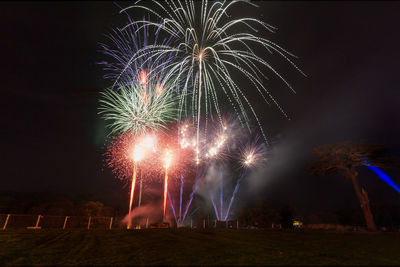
[
  {"x1": 163, "y1": 166, "x2": 168, "y2": 219},
  {"x1": 128, "y1": 163, "x2": 137, "y2": 229},
  {"x1": 127, "y1": 145, "x2": 144, "y2": 229}
]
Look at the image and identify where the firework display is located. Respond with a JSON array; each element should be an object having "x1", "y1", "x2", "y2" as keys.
[
  {"x1": 99, "y1": 82, "x2": 178, "y2": 135},
  {"x1": 99, "y1": 18, "x2": 176, "y2": 91},
  {"x1": 98, "y1": 1, "x2": 298, "y2": 227},
  {"x1": 118, "y1": 0, "x2": 303, "y2": 145}
]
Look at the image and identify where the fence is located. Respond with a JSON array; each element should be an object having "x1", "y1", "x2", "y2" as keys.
[
  {"x1": 0, "y1": 214, "x2": 127, "y2": 230},
  {"x1": 0, "y1": 214, "x2": 240, "y2": 230}
]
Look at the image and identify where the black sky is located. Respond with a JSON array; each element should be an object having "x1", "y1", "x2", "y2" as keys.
[{"x1": 1, "y1": 1, "x2": 400, "y2": 213}]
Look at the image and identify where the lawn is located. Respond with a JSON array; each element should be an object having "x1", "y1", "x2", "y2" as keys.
[{"x1": 0, "y1": 229, "x2": 399, "y2": 266}]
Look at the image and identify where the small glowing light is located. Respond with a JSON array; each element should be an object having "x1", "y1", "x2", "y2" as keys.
[
  {"x1": 216, "y1": 135, "x2": 225, "y2": 148},
  {"x1": 209, "y1": 147, "x2": 217, "y2": 157},
  {"x1": 293, "y1": 220, "x2": 303, "y2": 228},
  {"x1": 244, "y1": 153, "x2": 254, "y2": 166}
]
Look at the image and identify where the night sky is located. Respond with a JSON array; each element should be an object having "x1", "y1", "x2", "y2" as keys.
[{"x1": 1, "y1": 1, "x2": 400, "y2": 214}]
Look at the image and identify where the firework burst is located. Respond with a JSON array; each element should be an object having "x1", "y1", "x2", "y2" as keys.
[
  {"x1": 118, "y1": 0, "x2": 304, "y2": 144},
  {"x1": 99, "y1": 16, "x2": 176, "y2": 89},
  {"x1": 99, "y1": 82, "x2": 179, "y2": 136},
  {"x1": 239, "y1": 139, "x2": 268, "y2": 169},
  {"x1": 99, "y1": 16, "x2": 183, "y2": 136}
]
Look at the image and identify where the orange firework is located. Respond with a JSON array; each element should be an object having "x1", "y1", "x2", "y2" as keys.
[
  {"x1": 127, "y1": 145, "x2": 144, "y2": 229},
  {"x1": 104, "y1": 126, "x2": 197, "y2": 223},
  {"x1": 128, "y1": 163, "x2": 137, "y2": 229}
]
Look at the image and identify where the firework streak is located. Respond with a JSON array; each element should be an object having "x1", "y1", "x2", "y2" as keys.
[{"x1": 128, "y1": 163, "x2": 138, "y2": 228}]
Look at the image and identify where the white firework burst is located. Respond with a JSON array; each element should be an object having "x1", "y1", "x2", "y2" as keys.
[{"x1": 115, "y1": 0, "x2": 304, "y2": 145}]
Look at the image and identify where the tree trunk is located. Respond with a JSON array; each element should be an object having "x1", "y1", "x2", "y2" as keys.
[{"x1": 348, "y1": 171, "x2": 376, "y2": 231}]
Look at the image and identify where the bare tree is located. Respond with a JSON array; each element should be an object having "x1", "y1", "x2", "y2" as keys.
[{"x1": 306, "y1": 141, "x2": 392, "y2": 231}]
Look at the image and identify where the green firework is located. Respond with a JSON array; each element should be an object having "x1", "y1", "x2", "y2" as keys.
[{"x1": 99, "y1": 81, "x2": 179, "y2": 135}]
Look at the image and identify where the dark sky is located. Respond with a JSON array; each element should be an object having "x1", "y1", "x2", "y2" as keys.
[{"x1": 1, "y1": 1, "x2": 400, "y2": 214}]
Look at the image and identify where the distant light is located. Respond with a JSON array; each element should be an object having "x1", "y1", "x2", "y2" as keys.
[{"x1": 293, "y1": 220, "x2": 303, "y2": 228}]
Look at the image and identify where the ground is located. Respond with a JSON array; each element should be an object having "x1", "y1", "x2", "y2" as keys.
[{"x1": 1, "y1": 229, "x2": 399, "y2": 265}]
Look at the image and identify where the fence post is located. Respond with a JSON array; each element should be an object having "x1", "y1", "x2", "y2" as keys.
[
  {"x1": 237, "y1": 220, "x2": 239, "y2": 229},
  {"x1": 35, "y1": 215, "x2": 42, "y2": 228},
  {"x1": 63, "y1": 216, "x2": 69, "y2": 230},
  {"x1": 190, "y1": 219, "x2": 192, "y2": 229},
  {"x1": 2, "y1": 214, "x2": 10, "y2": 230},
  {"x1": 203, "y1": 219, "x2": 205, "y2": 229},
  {"x1": 109, "y1": 217, "x2": 113, "y2": 230},
  {"x1": 146, "y1": 218, "x2": 149, "y2": 229},
  {"x1": 87, "y1": 216, "x2": 91, "y2": 230},
  {"x1": 226, "y1": 221, "x2": 228, "y2": 228},
  {"x1": 214, "y1": 219, "x2": 216, "y2": 228}
]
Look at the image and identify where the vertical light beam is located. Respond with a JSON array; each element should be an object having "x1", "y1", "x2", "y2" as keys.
[{"x1": 224, "y1": 173, "x2": 245, "y2": 221}]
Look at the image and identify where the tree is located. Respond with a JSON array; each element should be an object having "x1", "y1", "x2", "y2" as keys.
[
  {"x1": 306, "y1": 141, "x2": 392, "y2": 231},
  {"x1": 237, "y1": 204, "x2": 252, "y2": 227},
  {"x1": 251, "y1": 199, "x2": 278, "y2": 228},
  {"x1": 238, "y1": 199, "x2": 279, "y2": 228},
  {"x1": 279, "y1": 204, "x2": 296, "y2": 229},
  {"x1": 79, "y1": 201, "x2": 104, "y2": 216}
]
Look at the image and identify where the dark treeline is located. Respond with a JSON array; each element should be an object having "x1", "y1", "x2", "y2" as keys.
[
  {"x1": 237, "y1": 198, "x2": 400, "y2": 230},
  {"x1": 0, "y1": 191, "x2": 122, "y2": 217}
]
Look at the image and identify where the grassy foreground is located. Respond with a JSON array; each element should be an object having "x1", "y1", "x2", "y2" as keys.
[{"x1": 0, "y1": 229, "x2": 399, "y2": 266}]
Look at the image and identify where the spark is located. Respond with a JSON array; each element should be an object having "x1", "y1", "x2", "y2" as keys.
[
  {"x1": 240, "y1": 141, "x2": 267, "y2": 168},
  {"x1": 244, "y1": 153, "x2": 254, "y2": 166}
]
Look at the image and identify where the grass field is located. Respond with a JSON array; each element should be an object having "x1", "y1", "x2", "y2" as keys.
[{"x1": 1, "y1": 229, "x2": 400, "y2": 266}]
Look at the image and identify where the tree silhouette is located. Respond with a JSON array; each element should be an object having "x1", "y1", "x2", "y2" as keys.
[{"x1": 306, "y1": 141, "x2": 392, "y2": 231}]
